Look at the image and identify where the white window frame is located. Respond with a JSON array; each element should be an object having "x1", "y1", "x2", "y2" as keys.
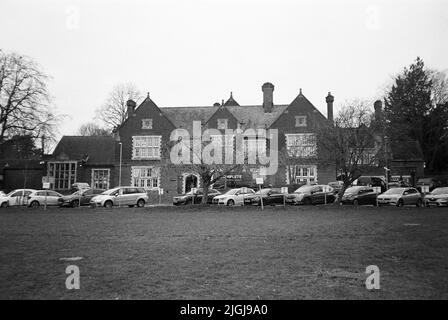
[
  {"x1": 141, "y1": 119, "x2": 153, "y2": 129},
  {"x1": 295, "y1": 115, "x2": 307, "y2": 127},
  {"x1": 91, "y1": 168, "x2": 110, "y2": 190},
  {"x1": 131, "y1": 166, "x2": 160, "y2": 190},
  {"x1": 47, "y1": 161, "x2": 77, "y2": 190},
  {"x1": 132, "y1": 136, "x2": 161, "y2": 160},
  {"x1": 285, "y1": 133, "x2": 317, "y2": 158}
]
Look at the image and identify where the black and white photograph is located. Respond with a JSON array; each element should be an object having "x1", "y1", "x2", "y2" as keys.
[{"x1": 1, "y1": 0, "x2": 448, "y2": 306}]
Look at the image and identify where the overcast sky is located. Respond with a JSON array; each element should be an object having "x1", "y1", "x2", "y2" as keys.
[{"x1": 1, "y1": 0, "x2": 447, "y2": 137}]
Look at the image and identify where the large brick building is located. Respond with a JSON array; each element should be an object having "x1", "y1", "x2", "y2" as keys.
[{"x1": 46, "y1": 82, "x2": 424, "y2": 196}]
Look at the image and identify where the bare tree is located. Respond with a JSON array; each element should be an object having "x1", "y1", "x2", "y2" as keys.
[
  {"x1": 78, "y1": 122, "x2": 110, "y2": 136},
  {"x1": 317, "y1": 100, "x2": 383, "y2": 201},
  {"x1": 95, "y1": 83, "x2": 143, "y2": 131},
  {"x1": 0, "y1": 50, "x2": 60, "y2": 145}
]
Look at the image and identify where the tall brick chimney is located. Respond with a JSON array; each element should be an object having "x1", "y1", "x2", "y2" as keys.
[
  {"x1": 326, "y1": 92, "x2": 334, "y2": 122},
  {"x1": 262, "y1": 82, "x2": 274, "y2": 113},
  {"x1": 374, "y1": 100, "x2": 382, "y2": 122},
  {"x1": 126, "y1": 99, "x2": 136, "y2": 117}
]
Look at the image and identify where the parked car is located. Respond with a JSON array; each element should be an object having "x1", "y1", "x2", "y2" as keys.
[
  {"x1": 59, "y1": 188, "x2": 105, "y2": 207},
  {"x1": 424, "y1": 187, "x2": 448, "y2": 207},
  {"x1": 0, "y1": 189, "x2": 36, "y2": 208},
  {"x1": 340, "y1": 186, "x2": 378, "y2": 205},
  {"x1": 245, "y1": 188, "x2": 286, "y2": 206},
  {"x1": 212, "y1": 188, "x2": 255, "y2": 206},
  {"x1": 173, "y1": 188, "x2": 221, "y2": 205},
  {"x1": 377, "y1": 187, "x2": 423, "y2": 207},
  {"x1": 286, "y1": 185, "x2": 335, "y2": 205},
  {"x1": 90, "y1": 187, "x2": 148, "y2": 208},
  {"x1": 0, "y1": 191, "x2": 6, "y2": 197},
  {"x1": 28, "y1": 190, "x2": 64, "y2": 207},
  {"x1": 416, "y1": 178, "x2": 443, "y2": 193}
]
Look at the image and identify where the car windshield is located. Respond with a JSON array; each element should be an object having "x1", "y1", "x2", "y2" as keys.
[
  {"x1": 224, "y1": 189, "x2": 239, "y2": 195},
  {"x1": 384, "y1": 188, "x2": 405, "y2": 195},
  {"x1": 431, "y1": 187, "x2": 448, "y2": 195},
  {"x1": 294, "y1": 185, "x2": 315, "y2": 193},
  {"x1": 102, "y1": 188, "x2": 119, "y2": 195}
]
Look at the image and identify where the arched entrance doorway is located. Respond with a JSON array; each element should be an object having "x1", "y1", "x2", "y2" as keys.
[{"x1": 184, "y1": 174, "x2": 198, "y2": 193}]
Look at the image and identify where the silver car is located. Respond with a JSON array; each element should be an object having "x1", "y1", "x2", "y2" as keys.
[
  {"x1": 90, "y1": 187, "x2": 148, "y2": 208},
  {"x1": 377, "y1": 187, "x2": 423, "y2": 207},
  {"x1": 424, "y1": 187, "x2": 448, "y2": 207}
]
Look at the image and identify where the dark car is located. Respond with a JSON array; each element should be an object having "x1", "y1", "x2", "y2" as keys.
[
  {"x1": 340, "y1": 186, "x2": 378, "y2": 205},
  {"x1": 59, "y1": 188, "x2": 105, "y2": 207},
  {"x1": 246, "y1": 188, "x2": 286, "y2": 206},
  {"x1": 173, "y1": 188, "x2": 221, "y2": 205},
  {"x1": 286, "y1": 184, "x2": 336, "y2": 205}
]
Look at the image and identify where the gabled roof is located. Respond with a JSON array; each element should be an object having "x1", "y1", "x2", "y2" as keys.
[
  {"x1": 52, "y1": 136, "x2": 116, "y2": 164},
  {"x1": 223, "y1": 92, "x2": 240, "y2": 106},
  {"x1": 161, "y1": 106, "x2": 219, "y2": 131}
]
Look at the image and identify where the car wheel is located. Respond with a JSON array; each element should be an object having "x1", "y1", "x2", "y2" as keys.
[
  {"x1": 353, "y1": 199, "x2": 359, "y2": 206},
  {"x1": 397, "y1": 199, "x2": 404, "y2": 207},
  {"x1": 137, "y1": 199, "x2": 145, "y2": 208},
  {"x1": 104, "y1": 200, "x2": 113, "y2": 208},
  {"x1": 227, "y1": 199, "x2": 235, "y2": 206},
  {"x1": 71, "y1": 200, "x2": 79, "y2": 208},
  {"x1": 185, "y1": 199, "x2": 192, "y2": 205},
  {"x1": 416, "y1": 199, "x2": 423, "y2": 207},
  {"x1": 0, "y1": 202, "x2": 7, "y2": 208},
  {"x1": 30, "y1": 201, "x2": 40, "y2": 208},
  {"x1": 304, "y1": 198, "x2": 312, "y2": 205}
]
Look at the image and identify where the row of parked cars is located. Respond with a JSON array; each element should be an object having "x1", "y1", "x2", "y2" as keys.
[
  {"x1": 0, "y1": 186, "x2": 149, "y2": 208},
  {"x1": 172, "y1": 184, "x2": 448, "y2": 207},
  {"x1": 1, "y1": 183, "x2": 447, "y2": 209}
]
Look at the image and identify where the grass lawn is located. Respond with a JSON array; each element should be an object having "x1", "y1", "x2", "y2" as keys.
[{"x1": 1, "y1": 204, "x2": 448, "y2": 299}]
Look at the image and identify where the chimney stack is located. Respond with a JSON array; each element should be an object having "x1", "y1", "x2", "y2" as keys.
[
  {"x1": 262, "y1": 82, "x2": 274, "y2": 113},
  {"x1": 326, "y1": 92, "x2": 334, "y2": 122},
  {"x1": 374, "y1": 100, "x2": 382, "y2": 122},
  {"x1": 126, "y1": 99, "x2": 136, "y2": 117}
]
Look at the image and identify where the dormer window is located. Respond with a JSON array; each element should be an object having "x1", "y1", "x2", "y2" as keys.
[
  {"x1": 295, "y1": 116, "x2": 307, "y2": 127},
  {"x1": 217, "y1": 118, "x2": 228, "y2": 130},
  {"x1": 142, "y1": 119, "x2": 153, "y2": 129}
]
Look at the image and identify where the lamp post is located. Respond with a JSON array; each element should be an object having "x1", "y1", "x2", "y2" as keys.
[{"x1": 118, "y1": 142, "x2": 122, "y2": 187}]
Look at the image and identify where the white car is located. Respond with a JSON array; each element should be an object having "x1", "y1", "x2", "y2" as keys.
[
  {"x1": 90, "y1": 186, "x2": 149, "y2": 208},
  {"x1": 0, "y1": 189, "x2": 36, "y2": 208},
  {"x1": 212, "y1": 188, "x2": 255, "y2": 206},
  {"x1": 28, "y1": 190, "x2": 63, "y2": 207},
  {"x1": 424, "y1": 187, "x2": 448, "y2": 207}
]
